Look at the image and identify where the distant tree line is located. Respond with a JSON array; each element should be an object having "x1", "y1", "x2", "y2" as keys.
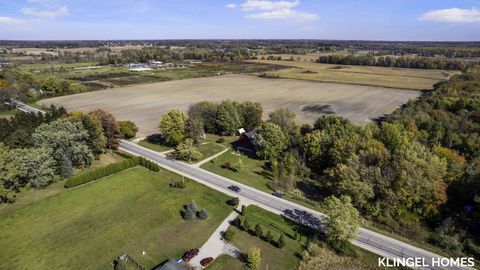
[{"x1": 316, "y1": 54, "x2": 474, "y2": 71}]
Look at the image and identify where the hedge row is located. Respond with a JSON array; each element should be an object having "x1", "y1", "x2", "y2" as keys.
[{"x1": 65, "y1": 156, "x2": 160, "y2": 188}]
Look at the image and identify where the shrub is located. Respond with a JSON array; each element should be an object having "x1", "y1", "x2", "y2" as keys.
[
  {"x1": 224, "y1": 227, "x2": 237, "y2": 242},
  {"x1": 228, "y1": 197, "x2": 240, "y2": 206},
  {"x1": 114, "y1": 150, "x2": 135, "y2": 159},
  {"x1": 65, "y1": 156, "x2": 160, "y2": 188},
  {"x1": 216, "y1": 137, "x2": 225, "y2": 143},
  {"x1": 222, "y1": 162, "x2": 232, "y2": 169},
  {"x1": 464, "y1": 238, "x2": 480, "y2": 258},
  {"x1": 329, "y1": 240, "x2": 356, "y2": 257},
  {"x1": 138, "y1": 157, "x2": 160, "y2": 172},
  {"x1": 197, "y1": 208, "x2": 209, "y2": 220},
  {"x1": 182, "y1": 208, "x2": 194, "y2": 220},
  {"x1": 255, "y1": 224, "x2": 264, "y2": 238},
  {"x1": 243, "y1": 218, "x2": 251, "y2": 232},
  {"x1": 187, "y1": 201, "x2": 198, "y2": 213},
  {"x1": 241, "y1": 205, "x2": 247, "y2": 216},
  {"x1": 118, "y1": 120, "x2": 138, "y2": 139},
  {"x1": 277, "y1": 234, "x2": 285, "y2": 249},
  {"x1": 266, "y1": 231, "x2": 274, "y2": 242},
  {"x1": 170, "y1": 180, "x2": 186, "y2": 189},
  {"x1": 65, "y1": 158, "x2": 139, "y2": 188}
]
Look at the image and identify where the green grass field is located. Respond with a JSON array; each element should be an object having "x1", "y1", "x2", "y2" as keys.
[
  {"x1": 201, "y1": 150, "x2": 271, "y2": 192},
  {"x1": 0, "y1": 167, "x2": 232, "y2": 270},
  {"x1": 138, "y1": 140, "x2": 172, "y2": 153},
  {"x1": 209, "y1": 205, "x2": 306, "y2": 270}
]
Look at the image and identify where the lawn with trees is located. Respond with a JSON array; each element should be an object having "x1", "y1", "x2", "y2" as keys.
[
  {"x1": 200, "y1": 67, "x2": 480, "y2": 259},
  {"x1": 0, "y1": 167, "x2": 232, "y2": 270}
]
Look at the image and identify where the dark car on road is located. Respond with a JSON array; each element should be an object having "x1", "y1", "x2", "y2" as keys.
[
  {"x1": 200, "y1": 257, "x2": 214, "y2": 267},
  {"x1": 272, "y1": 192, "x2": 284, "y2": 198},
  {"x1": 228, "y1": 185, "x2": 241, "y2": 192},
  {"x1": 182, "y1": 248, "x2": 199, "y2": 262}
]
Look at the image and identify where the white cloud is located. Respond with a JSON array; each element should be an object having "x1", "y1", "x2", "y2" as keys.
[
  {"x1": 22, "y1": 6, "x2": 68, "y2": 19},
  {"x1": 226, "y1": 0, "x2": 317, "y2": 22},
  {"x1": 0, "y1": 16, "x2": 40, "y2": 25},
  {"x1": 419, "y1": 7, "x2": 480, "y2": 23},
  {"x1": 246, "y1": 9, "x2": 317, "y2": 21},
  {"x1": 241, "y1": 0, "x2": 299, "y2": 11}
]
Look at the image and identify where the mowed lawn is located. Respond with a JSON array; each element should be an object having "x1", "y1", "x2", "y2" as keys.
[
  {"x1": 201, "y1": 150, "x2": 271, "y2": 192},
  {"x1": 209, "y1": 206, "x2": 306, "y2": 270},
  {"x1": 0, "y1": 167, "x2": 232, "y2": 270}
]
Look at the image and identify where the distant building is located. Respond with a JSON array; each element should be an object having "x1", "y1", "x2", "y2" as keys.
[
  {"x1": 184, "y1": 59, "x2": 203, "y2": 64},
  {"x1": 128, "y1": 63, "x2": 151, "y2": 71}
]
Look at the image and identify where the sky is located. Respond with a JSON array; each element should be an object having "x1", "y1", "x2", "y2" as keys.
[{"x1": 0, "y1": 0, "x2": 479, "y2": 41}]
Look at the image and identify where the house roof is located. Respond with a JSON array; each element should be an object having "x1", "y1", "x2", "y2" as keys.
[{"x1": 155, "y1": 260, "x2": 188, "y2": 270}]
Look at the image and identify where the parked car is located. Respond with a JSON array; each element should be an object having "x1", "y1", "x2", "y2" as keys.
[
  {"x1": 200, "y1": 257, "x2": 214, "y2": 267},
  {"x1": 272, "y1": 192, "x2": 284, "y2": 198},
  {"x1": 228, "y1": 185, "x2": 241, "y2": 192},
  {"x1": 182, "y1": 248, "x2": 199, "y2": 262}
]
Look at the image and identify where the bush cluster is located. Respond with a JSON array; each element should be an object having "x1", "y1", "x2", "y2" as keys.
[{"x1": 65, "y1": 157, "x2": 160, "y2": 188}]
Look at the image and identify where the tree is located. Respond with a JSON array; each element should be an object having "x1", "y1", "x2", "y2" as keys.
[
  {"x1": 41, "y1": 76, "x2": 61, "y2": 94},
  {"x1": 173, "y1": 138, "x2": 203, "y2": 162},
  {"x1": 241, "y1": 101, "x2": 263, "y2": 131},
  {"x1": 67, "y1": 112, "x2": 106, "y2": 156},
  {"x1": 89, "y1": 109, "x2": 121, "y2": 150},
  {"x1": 185, "y1": 117, "x2": 204, "y2": 144},
  {"x1": 321, "y1": 195, "x2": 360, "y2": 244},
  {"x1": 247, "y1": 247, "x2": 261, "y2": 270},
  {"x1": 277, "y1": 234, "x2": 286, "y2": 248},
  {"x1": 215, "y1": 102, "x2": 241, "y2": 136},
  {"x1": 269, "y1": 108, "x2": 296, "y2": 133},
  {"x1": 59, "y1": 154, "x2": 73, "y2": 178},
  {"x1": 187, "y1": 101, "x2": 218, "y2": 133},
  {"x1": 255, "y1": 122, "x2": 288, "y2": 160},
  {"x1": 118, "y1": 120, "x2": 138, "y2": 139},
  {"x1": 234, "y1": 158, "x2": 244, "y2": 172},
  {"x1": 266, "y1": 231, "x2": 274, "y2": 242},
  {"x1": 33, "y1": 120, "x2": 93, "y2": 171},
  {"x1": 159, "y1": 109, "x2": 186, "y2": 145},
  {"x1": 243, "y1": 218, "x2": 251, "y2": 232}
]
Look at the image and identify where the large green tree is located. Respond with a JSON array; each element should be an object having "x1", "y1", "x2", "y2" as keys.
[
  {"x1": 255, "y1": 122, "x2": 288, "y2": 160},
  {"x1": 321, "y1": 195, "x2": 360, "y2": 244},
  {"x1": 33, "y1": 120, "x2": 93, "y2": 175},
  {"x1": 159, "y1": 109, "x2": 186, "y2": 145},
  {"x1": 172, "y1": 138, "x2": 203, "y2": 162},
  {"x1": 89, "y1": 109, "x2": 121, "y2": 150},
  {"x1": 67, "y1": 112, "x2": 107, "y2": 157}
]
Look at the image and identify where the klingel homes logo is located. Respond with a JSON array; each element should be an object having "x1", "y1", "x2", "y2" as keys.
[{"x1": 378, "y1": 257, "x2": 475, "y2": 268}]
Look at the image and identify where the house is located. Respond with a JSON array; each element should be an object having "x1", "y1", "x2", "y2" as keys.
[
  {"x1": 155, "y1": 259, "x2": 189, "y2": 270},
  {"x1": 236, "y1": 128, "x2": 257, "y2": 151}
]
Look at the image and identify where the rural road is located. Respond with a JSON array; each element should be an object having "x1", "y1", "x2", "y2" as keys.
[
  {"x1": 13, "y1": 101, "x2": 473, "y2": 270},
  {"x1": 119, "y1": 140, "x2": 474, "y2": 270}
]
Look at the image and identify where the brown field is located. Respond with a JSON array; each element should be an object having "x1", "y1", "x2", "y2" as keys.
[
  {"x1": 40, "y1": 74, "x2": 420, "y2": 136},
  {"x1": 249, "y1": 58, "x2": 457, "y2": 90}
]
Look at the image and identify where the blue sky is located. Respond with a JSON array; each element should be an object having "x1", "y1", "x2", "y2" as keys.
[{"x1": 0, "y1": 0, "x2": 479, "y2": 41}]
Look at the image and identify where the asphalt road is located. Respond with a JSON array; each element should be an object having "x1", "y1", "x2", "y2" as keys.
[
  {"x1": 13, "y1": 101, "x2": 473, "y2": 270},
  {"x1": 119, "y1": 140, "x2": 474, "y2": 270}
]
